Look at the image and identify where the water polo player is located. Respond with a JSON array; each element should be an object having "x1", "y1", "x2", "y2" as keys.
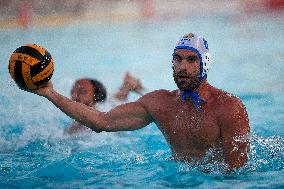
[
  {"x1": 24, "y1": 33, "x2": 250, "y2": 171},
  {"x1": 65, "y1": 72, "x2": 144, "y2": 134}
]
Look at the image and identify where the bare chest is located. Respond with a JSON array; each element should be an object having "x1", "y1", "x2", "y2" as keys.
[{"x1": 150, "y1": 100, "x2": 221, "y2": 154}]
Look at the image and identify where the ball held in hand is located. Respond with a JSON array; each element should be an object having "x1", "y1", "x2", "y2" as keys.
[{"x1": 8, "y1": 44, "x2": 54, "y2": 90}]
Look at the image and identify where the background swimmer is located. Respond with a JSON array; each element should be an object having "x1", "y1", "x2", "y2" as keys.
[{"x1": 66, "y1": 72, "x2": 144, "y2": 134}]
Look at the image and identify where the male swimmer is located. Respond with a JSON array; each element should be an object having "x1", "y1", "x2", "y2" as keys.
[
  {"x1": 66, "y1": 72, "x2": 144, "y2": 134},
  {"x1": 24, "y1": 33, "x2": 250, "y2": 171}
]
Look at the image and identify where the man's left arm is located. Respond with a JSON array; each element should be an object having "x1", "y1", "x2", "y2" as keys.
[{"x1": 220, "y1": 98, "x2": 250, "y2": 170}]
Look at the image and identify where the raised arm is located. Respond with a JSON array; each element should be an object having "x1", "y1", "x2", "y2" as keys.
[
  {"x1": 113, "y1": 72, "x2": 144, "y2": 101},
  {"x1": 220, "y1": 98, "x2": 250, "y2": 170},
  {"x1": 32, "y1": 82, "x2": 153, "y2": 132}
]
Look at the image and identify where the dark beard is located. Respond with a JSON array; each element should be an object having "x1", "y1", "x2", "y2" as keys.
[{"x1": 173, "y1": 70, "x2": 202, "y2": 91}]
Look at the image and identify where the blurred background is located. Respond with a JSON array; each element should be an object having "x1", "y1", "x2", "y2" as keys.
[
  {"x1": 0, "y1": 0, "x2": 284, "y2": 29},
  {"x1": 0, "y1": 0, "x2": 284, "y2": 188}
]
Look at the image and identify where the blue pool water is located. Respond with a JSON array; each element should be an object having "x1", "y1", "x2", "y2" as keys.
[{"x1": 0, "y1": 13, "x2": 284, "y2": 188}]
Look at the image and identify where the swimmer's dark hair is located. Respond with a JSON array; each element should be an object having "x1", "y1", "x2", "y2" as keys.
[{"x1": 90, "y1": 79, "x2": 107, "y2": 103}]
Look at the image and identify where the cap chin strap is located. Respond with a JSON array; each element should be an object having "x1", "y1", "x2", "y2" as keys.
[
  {"x1": 181, "y1": 90, "x2": 206, "y2": 110},
  {"x1": 180, "y1": 75, "x2": 207, "y2": 110}
]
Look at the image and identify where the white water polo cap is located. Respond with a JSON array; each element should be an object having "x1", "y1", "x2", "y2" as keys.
[{"x1": 174, "y1": 34, "x2": 212, "y2": 80}]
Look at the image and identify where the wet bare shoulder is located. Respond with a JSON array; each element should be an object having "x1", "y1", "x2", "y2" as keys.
[
  {"x1": 135, "y1": 89, "x2": 177, "y2": 125},
  {"x1": 138, "y1": 89, "x2": 175, "y2": 103},
  {"x1": 136, "y1": 89, "x2": 176, "y2": 110},
  {"x1": 210, "y1": 87, "x2": 248, "y2": 123},
  {"x1": 210, "y1": 87, "x2": 242, "y2": 107}
]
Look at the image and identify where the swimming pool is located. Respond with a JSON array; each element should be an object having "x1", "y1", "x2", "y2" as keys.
[{"x1": 0, "y1": 13, "x2": 284, "y2": 188}]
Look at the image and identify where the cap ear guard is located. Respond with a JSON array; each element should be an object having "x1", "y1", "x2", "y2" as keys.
[{"x1": 201, "y1": 52, "x2": 212, "y2": 78}]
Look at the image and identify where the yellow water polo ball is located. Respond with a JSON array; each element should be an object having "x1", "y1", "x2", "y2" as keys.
[{"x1": 8, "y1": 44, "x2": 54, "y2": 90}]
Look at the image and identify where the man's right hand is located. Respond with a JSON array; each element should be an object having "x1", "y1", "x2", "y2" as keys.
[{"x1": 27, "y1": 81, "x2": 54, "y2": 97}]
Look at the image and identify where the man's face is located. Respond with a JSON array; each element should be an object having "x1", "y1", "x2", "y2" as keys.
[
  {"x1": 71, "y1": 79, "x2": 95, "y2": 106},
  {"x1": 172, "y1": 49, "x2": 201, "y2": 91}
]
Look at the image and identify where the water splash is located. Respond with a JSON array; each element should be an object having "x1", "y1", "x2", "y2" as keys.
[{"x1": 246, "y1": 132, "x2": 284, "y2": 172}]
